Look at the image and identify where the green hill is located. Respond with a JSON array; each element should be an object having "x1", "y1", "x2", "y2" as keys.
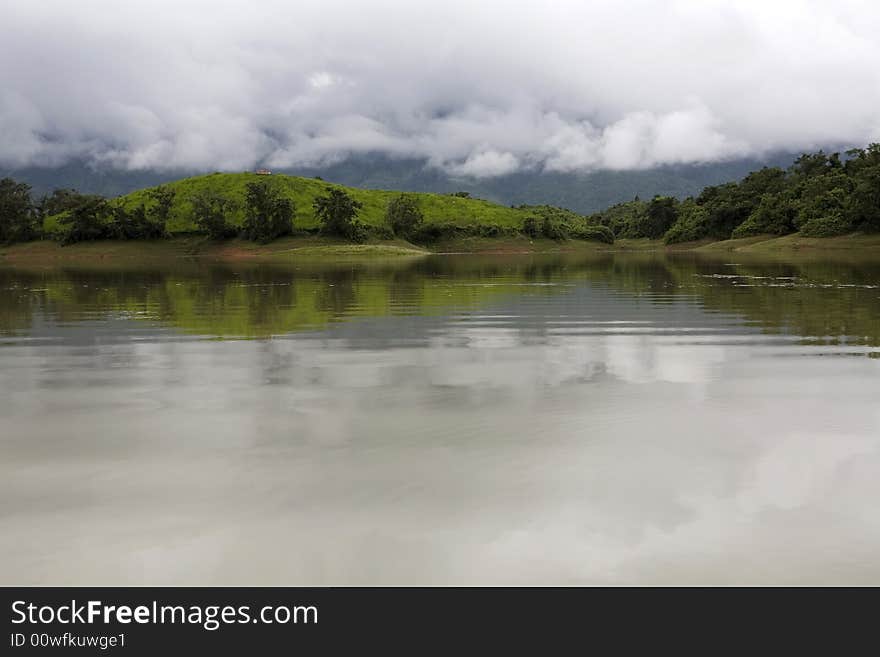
[{"x1": 110, "y1": 172, "x2": 527, "y2": 234}]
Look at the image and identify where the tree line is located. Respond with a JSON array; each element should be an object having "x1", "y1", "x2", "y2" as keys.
[
  {"x1": 0, "y1": 179, "x2": 428, "y2": 246},
  {"x1": 587, "y1": 144, "x2": 880, "y2": 243},
  {"x1": 2, "y1": 144, "x2": 878, "y2": 247}
]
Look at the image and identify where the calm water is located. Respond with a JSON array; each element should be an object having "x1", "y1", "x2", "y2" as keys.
[{"x1": 1, "y1": 252, "x2": 879, "y2": 585}]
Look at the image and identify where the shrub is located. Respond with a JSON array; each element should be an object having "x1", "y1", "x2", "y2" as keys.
[
  {"x1": 571, "y1": 224, "x2": 615, "y2": 244},
  {"x1": 799, "y1": 211, "x2": 853, "y2": 237},
  {"x1": 58, "y1": 196, "x2": 112, "y2": 245},
  {"x1": 593, "y1": 200, "x2": 648, "y2": 238},
  {"x1": 521, "y1": 216, "x2": 540, "y2": 238},
  {"x1": 665, "y1": 201, "x2": 711, "y2": 244},
  {"x1": 0, "y1": 177, "x2": 40, "y2": 243},
  {"x1": 146, "y1": 185, "x2": 176, "y2": 227},
  {"x1": 313, "y1": 188, "x2": 366, "y2": 242},
  {"x1": 110, "y1": 204, "x2": 168, "y2": 240},
  {"x1": 732, "y1": 193, "x2": 798, "y2": 238},
  {"x1": 409, "y1": 222, "x2": 518, "y2": 244},
  {"x1": 369, "y1": 224, "x2": 395, "y2": 240},
  {"x1": 541, "y1": 216, "x2": 569, "y2": 240},
  {"x1": 386, "y1": 194, "x2": 424, "y2": 238},
  {"x1": 242, "y1": 181, "x2": 294, "y2": 243},
  {"x1": 190, "y1": 191, "x2": 237, "y2": 239}
]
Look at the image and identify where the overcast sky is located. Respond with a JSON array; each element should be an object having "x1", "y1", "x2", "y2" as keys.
[{"x1": 2, "y1": 0, "x2": 879, "y2": 176}]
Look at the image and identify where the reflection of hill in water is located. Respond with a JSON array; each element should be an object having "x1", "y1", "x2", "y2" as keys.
[{"x1": 1, "y1": 253, "x2": 879, "y2": 346}]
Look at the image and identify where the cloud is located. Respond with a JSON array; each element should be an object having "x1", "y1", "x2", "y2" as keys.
[{"x1": 1, "y1": 0, "x2": 879, "y2": 176}]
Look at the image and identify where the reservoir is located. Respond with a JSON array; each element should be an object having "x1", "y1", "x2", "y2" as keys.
[{"x1": 1, "y1": 251, "x2": 879, "y2": 584}]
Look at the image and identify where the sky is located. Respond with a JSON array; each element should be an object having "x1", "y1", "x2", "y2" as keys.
[{"x1": 1, "y1": 0, "x2": 880, "y2": 176}]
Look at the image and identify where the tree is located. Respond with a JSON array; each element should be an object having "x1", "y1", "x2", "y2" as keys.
[
  {"x1": 0, "y1": 178, "x2": 39, "y2": 243},
  {"x1": 313, "y1": 188, "x2": 366, "y2": 241},
  {"x1": 58, "y1": 196, "x2": 112, "y2": 245},
  {"x1": 386, "y1": 194, "x2": 423, "y2": 238},
  {"x1": 146, "y1": 185, "x2": 176, "y2": 227},
  {"x1": 109, "y1": 204, "x2": 168, "y2": 240},
  {"x1": 36, "y1": 188, "x2": 88, "y2": 220},
  {"x1": 732, "y1": 191, "x2": 798, "y2": 237},
  {"x1": 642, "y1": 196, "x2": 679, "y2": 239},
  {"x1": 190, "y1": 191, "x2": 236, "y2": 239},
  {"x1": 845, "y1": 144, "x2": 880, "y2": 231},
  {"x1": 665, "y1": 198, "x2": 711, "y2": 244},
  {"x1": 242, "y1": 181, "x2": 294, "y2": 243}
]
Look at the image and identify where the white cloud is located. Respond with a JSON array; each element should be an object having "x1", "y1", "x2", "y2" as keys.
[{"x1": 1, "y1": 0, "x2": 879, "y2": 176}]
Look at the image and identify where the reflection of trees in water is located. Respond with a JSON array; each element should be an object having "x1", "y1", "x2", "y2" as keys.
[
  {"x1": 387, "y1": 267, "x2": 425, "y2": 311},
  {"x1": 671, "y1": 256, "x2": 880, "y2": 345},
  {"x1": 0, "y1": 268, "x2": 42, "y2": 334},
  {"x1": 1, "y1": 253, "x2": 879, "y2": 343},
  {"x1": 313, "y1": 268, "x2": 359, "y2": 319}
]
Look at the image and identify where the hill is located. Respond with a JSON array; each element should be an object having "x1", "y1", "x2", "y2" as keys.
[
  {"x1": 109, "y1": 172, "x2": 526, "y2": 234},
  {"x1": 5, "y1": 152, "x2": 801, "y2": 215}
]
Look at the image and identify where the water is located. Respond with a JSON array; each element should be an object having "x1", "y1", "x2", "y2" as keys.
[{"x1": 1, "y1": 252, "x2": 879, "y2": 584}]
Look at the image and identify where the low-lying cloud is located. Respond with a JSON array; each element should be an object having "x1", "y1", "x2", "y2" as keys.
[{"x1": 2, "y1": 0, "x2": 879, "y2": 176}]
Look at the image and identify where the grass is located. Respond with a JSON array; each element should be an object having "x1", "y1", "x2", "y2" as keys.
[
  {"x1": 26, "y1": 170, "x2": 880, "y2": 259},
  {"x1": 0, "y1": 236, "x2": 427, "y2": 264},
  {"x1": 41, "y1": 172, "x2": 529, "y2": 236},
  {"x1": 695, "y1": 232, "x2": 880, "y2": 254}
]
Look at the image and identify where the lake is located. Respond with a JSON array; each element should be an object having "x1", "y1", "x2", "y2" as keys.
[{"x1": 1, "y1": 251, "x2": 879, "y2": 584}]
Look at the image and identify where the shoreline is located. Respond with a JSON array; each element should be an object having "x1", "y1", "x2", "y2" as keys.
[{"x1": 1, "y1": 232, "x2": 879, "y2": 266}]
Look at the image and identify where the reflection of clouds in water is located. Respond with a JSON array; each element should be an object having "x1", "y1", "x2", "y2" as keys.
[
  {"x1": 604, "y1": 334, "x2": 727, "y2": 385},
  {"x1": 3, "y1": 271, "x2": 880, "y2": 585},
  {"x1": 740, "y1": 433, "x2": 876, "y2": 512}
]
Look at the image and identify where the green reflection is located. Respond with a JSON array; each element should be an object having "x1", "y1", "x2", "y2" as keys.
[{"x1": 1, "y1": 252, "x2": 879, "y2": 344}]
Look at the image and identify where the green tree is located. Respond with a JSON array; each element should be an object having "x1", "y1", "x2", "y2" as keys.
[
  {"x1": 386, "y1": 194, "x2": 423, "y2": 238},
  {"x1": 794, "y1": 171, "x2": 854, "y2": 236},
  {"x1": 36, "y1": 188, "x2": 87, "y2": 220},
  {"x1": 146, "y1": 185, "x2": 176, "y2": 227},
  {"x1": 845, "y1": 144, "x2": 880, "y2": 231},
  {"x1": 58, "y1": 196, "x2": 112, "y2": 245},
  {"x1": 522, "y1": 216, "x2": 540, "y2": 238},
  {"x1": 190, "y1": 191, "x2": 236, "y2": 239},
  {"x1": 242, "y1": 181, "x2": 294, "y2": 243},
  {"x1": 313, "y1": 188, "x2": 366, "y2": 242},
  {"x1": 664, "y1": 199, "x2": 710, "y2": 244},
  {"x1": 109, "y1": 204, "x2": 168, "y2": 240},
  {"x1": 732, "y1": 191, "x2": 798, "y2": 237},
  {"x1": 641, "y1": 195, "x2": 679, "y2": 238},
  {"x1": 0, "y1": 178, "x2": 39, "y2": 243}
]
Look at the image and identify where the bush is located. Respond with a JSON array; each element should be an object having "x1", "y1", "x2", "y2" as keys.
[
  {"x1": 369, "y1": 224, "x2": 395, "y2": 240},
  {"x1": 146, "y1": 185, "x2": 176, "y2": 227},
  {"x1": 386, "y1": 194, "x2": 423, "y2": 238},
  {"x1": 190, "y1": 191, "x2": 237, "y2": 239},
  {"x1": 36, "y1": 188, "x2": 87, "y2": 219},
  {"x1": 571, "y1": 224, "x2": 615, "y2": 244},
  {"x1": 242, "y1": 181, "x2": 294, "y2": 243},
  {"x1": 0, "y1": 177, "x2": 40, "y2": 243},
  {"x1": 58, "y1": 196, "x2": 112, "y2": 245},
  {"x1": 313, "y1": 188, "x2": 366, "y2": 242},
  {"x1": 732, "y1": 193, "x2": 797, "y2": 238},
  {"x1": 799, "y1": 211, "x2": 853, "y2": 237},
  {"x1": 592, "y1": 200, "x2": 649, "y2": 238},
  {"x1": 409, "y1": 222, "x2": 518, "y2": 244},
  {"x1": 522, "y1": 216, "x2": 540, "y2": 238},
  {"x1": 110, "y1": 204, "x2": 168, "y2": 240},
  {"x1": 541, "y1": 216, "x2": 568, "y2": 240},
  {"x1": 664, "y1": 201, "x2": 710, "y2": 244}
]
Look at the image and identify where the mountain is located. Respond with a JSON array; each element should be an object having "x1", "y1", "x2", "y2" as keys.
[{"x1": 5, "y1": 152, "x2": 800, "y2": 215}]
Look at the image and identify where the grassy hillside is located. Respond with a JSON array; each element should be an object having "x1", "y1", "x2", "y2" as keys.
[{"x1": 65, "y1": 172, "x2": 529, "y2": 235}]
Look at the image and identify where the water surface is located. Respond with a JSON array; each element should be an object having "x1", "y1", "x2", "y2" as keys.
[{"x1": 1, "y1": 252, "x2": 879, "y2": 584}]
